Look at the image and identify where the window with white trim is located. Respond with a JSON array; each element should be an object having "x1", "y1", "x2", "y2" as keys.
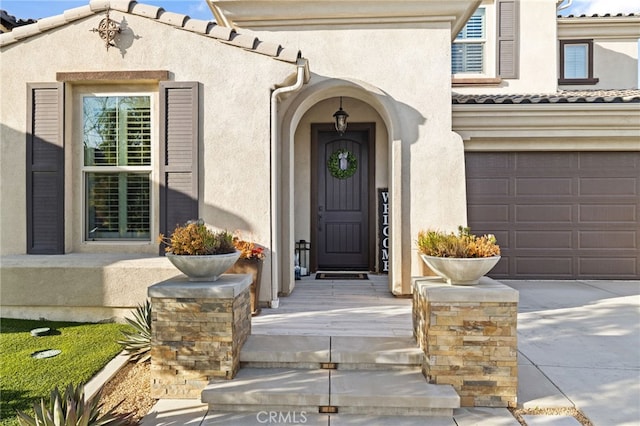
[
  {"x1": 452, "y1": 8, "x2": 486, "y2": 74},
  {"x1": 83, "y1": 95, "x2": 152, "y2": 240}
]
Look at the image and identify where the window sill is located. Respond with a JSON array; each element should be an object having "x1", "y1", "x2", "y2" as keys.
[
  {"x1": 558, "y1": 78, "x2": 599, "y2": 85},
  {"x1": 452, "y1": 77, "x2": 502, "y2": 87}
]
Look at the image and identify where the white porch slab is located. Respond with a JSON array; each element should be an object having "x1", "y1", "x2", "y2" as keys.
[
  {"x1": 141, "y1": 399, "x2": 208, "y2": 426},
  {"x1": 539, "y1": 365, "x2": 640, "y2": 426},
  {"x1": 201, "y1": 368, "x2": 330, "y2": 408},
  {"x1": 453, "y1": 407, "x2": 521, "y2": 426},
  {"x1": 203, "y1": 412, "x2": 329, "y2": 425},
  {"x1": 330, "y1": 369, "x2": 459, "y2": 415},
  {"x1": 522, "y1": 415, "x2": 582, "y2": 426},
  {"x1": 329, "y1": 415, "x2": 455, "y2": 425},
  {"x1": 240, "y1": 335, "x2": 330, "y2": 363},
  {"x1": 252, "y1": 277, "x2": 413, "y2": 337},
  {"x1": 518, "y1": 364, "x2": 573, "y2": 409},
  {"x1": 330, "y1": 336, "x2": 422, "y2": 366}
]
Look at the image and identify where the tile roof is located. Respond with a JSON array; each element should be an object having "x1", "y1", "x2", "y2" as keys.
[
  {"x1": 0, "y1": 10, "x2": 36, "y2": 33},
  {"x1": 558, "y1": 12, "x2": 640, "y2": 18},
  {"x1": 0, "y1": 0, "x2": 301, "y2": 63},
  {"x1": 452, "y1": 89, "x2": 640, "y2": 104}
]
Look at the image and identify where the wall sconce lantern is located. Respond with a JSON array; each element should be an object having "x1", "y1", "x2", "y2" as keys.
[
  {"x1": 91, "y1": 8, "x2": 120, "y2": 51},
  {"x1": 333, "y1": 97, "x2": 349, "y2": 135}
]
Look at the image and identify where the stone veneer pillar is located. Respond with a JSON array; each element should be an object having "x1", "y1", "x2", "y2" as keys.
[
  {"x1": 148, "y1": 274, "x2": 252, "y2": 399},
  {"x1": 413, "y1": 277, "x2": 518, "y2": 407}
]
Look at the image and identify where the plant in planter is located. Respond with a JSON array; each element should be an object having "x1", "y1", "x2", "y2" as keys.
[
  {"x1": 226, "y1": 236, "x2": 266, "y2": 315},
  {"x1": 158, "y1": 220, "x2": 239, "y2": 281},
  {"x1": 416, "y1": 226, "x2": 501, "y2": 285}
]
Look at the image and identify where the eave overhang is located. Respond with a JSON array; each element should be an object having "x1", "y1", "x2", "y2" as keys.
[
  {"x1": 558, "y1": 15, "x2": 640, "y2": 39},
  {"x1": 453, "y1": 103, "x2": 640, "y2": 151},
  {"x1": 212, "y1": 0, "x2": 481, "y2": 39}
]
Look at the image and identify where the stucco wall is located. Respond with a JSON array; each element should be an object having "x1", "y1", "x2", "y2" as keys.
[
  {"x1": 453, "y1": 0, "x2": 559, "y2": 95},
  {"x1": 251, "y1": 23, "x2": 468, "y2": 293},
  {"x1": 0, "y1": 10, "x2": 299, "y2": 314},
  {"x1": 559, "y1": 39, "x2": 639, "y2": 90},
  {"x1": 0, "y1": 12, "x2": 294, "y2": 255},
  {"x1": 558, "y1": 14, "x2": 640, "y2": 91}
]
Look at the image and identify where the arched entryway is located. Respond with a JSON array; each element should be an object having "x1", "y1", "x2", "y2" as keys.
[{"x1": 277, "y1": 78, "x2": 405, "y2": 297}]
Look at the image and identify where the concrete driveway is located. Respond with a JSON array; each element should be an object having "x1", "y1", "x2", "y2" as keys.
[{"x1": 504, "y1": 280, "x2": 640, "y2": 426}]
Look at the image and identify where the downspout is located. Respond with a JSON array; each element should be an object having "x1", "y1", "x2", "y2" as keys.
[{"x1": 269, "y1": 59, "x2": 307, "y2": 308}]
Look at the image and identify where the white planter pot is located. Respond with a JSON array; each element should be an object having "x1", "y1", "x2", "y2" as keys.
[
  {"x1": 420, "y1": 254, "x2": 501, "y2": 285},
  {"x1": 167, "y1": 251, "x2": 241, "y2": 282}
]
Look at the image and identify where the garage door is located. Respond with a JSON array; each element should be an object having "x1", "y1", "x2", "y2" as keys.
[{"x1": 466, "y1": 152, "x2": 639, "y2": 279}]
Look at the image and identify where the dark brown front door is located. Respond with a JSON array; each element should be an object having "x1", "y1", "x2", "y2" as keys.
[{"x1": 311, "y1": 123, "x2": 374, "y2": 271}]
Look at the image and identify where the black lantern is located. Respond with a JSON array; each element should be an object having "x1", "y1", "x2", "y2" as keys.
[{"x1": 333, "y1": 97, "x2": 349, "y2": 135}]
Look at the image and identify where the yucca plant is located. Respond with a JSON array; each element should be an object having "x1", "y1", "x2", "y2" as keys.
[
  {"x1": 16, "y1": 383, "x2": 131, "y2": 426},
  {"x1": 117, "y1": 300, "x2": 151, "y2": 363}
]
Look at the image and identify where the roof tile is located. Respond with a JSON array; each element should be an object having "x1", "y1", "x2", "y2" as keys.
[
  {"x1": 559, "y1": 12, "x2": 640, "y2": 18},
  {"x1": 36, "y1": 14, "x2": 68, "y2": 31},
  {"x1": 207, "y1": 24, "x2": 233, "y2": 41},
  {"x1": 129, "y1": 2, "x2": 163, "y2": 19},
  {"x1": 10, "y1": 22, "x2": 41, "y2": 40},
  {"x1": 157, "y1": 10, "x2": 188, "y2": 27},
  {"x1": 0, "y1": 31, "x2": 17, "y2": 46},
  {"x1": 0, "y1": 0, "x2": 303, "y2": 64},
  {"x1": 226, "y1": 32, "x2": 257, "y2": 49},
  {"x1": 275, "y1": 48, "x2": 302, "y2": 63},
  {"x1": 108, "y1": 0, "x2": 135, "y2": 13},
  {"x1": 452, "y1": 90, "x2": 640, "y2": 105},
  {"x1": 183, "y1": 18, "x2": 211, "y2": 34},
  {"x1": 63, "y1": 5, "x2": 94, "y2": 22},
  {"x1": 255, "y1": 40, "x2": 281, "y2": 57}
]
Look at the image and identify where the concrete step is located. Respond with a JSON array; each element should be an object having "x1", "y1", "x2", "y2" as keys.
[
  {"x1": 202, "y1": 367, "x2": 460, "y2": 417},
  {"x1": 203, "y1": 412, "x2": 456, "y2": 425},
  {"x1": 240, "y1": 335, "x2": 423, "y2": 369}
]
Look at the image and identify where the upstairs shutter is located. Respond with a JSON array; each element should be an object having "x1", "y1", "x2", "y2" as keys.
[
  {"x1": 26, "y1": 83, "x2": 64, "y2": 254},
  {"x1": 159, "y1": 82, "x2": 199, "y2": 241},
  {"x1": 497, "y1": 0, "x2": 519, "y2": 79}
]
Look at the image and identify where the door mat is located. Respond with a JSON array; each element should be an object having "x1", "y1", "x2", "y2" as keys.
[{"x1": 315, "y1": 272, "x2": 369, "y2": 280}]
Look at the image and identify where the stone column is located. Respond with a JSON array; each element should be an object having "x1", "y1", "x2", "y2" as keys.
[
  {"x1": 149, "y1": 274, "x2": 252, "y2": 399},
  {"x1": 413, "y1": 277, "x2": 519, "y2": 407}
]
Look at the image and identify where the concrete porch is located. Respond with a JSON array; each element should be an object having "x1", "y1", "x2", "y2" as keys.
[
  {"x1": 144, "y1": 274, "x2": 514, "y2": 425},
  {"x1": 142, "y1": 275, "x2": 640, "y2": 426}
]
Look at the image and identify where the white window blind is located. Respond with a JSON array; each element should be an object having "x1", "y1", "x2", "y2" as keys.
[
  {"x1": 83, "y1": 96, "x2": 151, "y2": 240},
  {"x1": 452, "y1": 8, "x2": 485, "y2": 74},
  {"x1": 564, "y1": 44, "x2": 588, "y2": 79}
]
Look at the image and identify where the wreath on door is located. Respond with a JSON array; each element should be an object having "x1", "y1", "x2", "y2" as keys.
[{"x1": 328, "y1": 149, "x2": 357, "y2": 179}]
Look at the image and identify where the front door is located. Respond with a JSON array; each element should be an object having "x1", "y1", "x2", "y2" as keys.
[{"x1": 311, "y1": 123, "x2": 374, "y2": 271}]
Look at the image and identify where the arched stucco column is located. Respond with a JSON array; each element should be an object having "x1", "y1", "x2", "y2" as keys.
[{"x1": 276, "y1": 76, "x2": 407, "y2": 296}]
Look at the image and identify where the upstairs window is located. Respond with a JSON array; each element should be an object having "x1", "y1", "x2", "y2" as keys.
[
  {"x1": 83, "y1": 95, "x2": 152, "y2": 241},
  {"x1": 559, "y1": 39, "x2": 599, "y2": 85},
  {"x1": 452, "y1": 8, "x2": 486, "y2": 74}
]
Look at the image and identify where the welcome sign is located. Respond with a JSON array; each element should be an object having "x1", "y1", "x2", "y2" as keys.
[{"x1": 378, "y1": 188, "x2": 389, "y2": 273}]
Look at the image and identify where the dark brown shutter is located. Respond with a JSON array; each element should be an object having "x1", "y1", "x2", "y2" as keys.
[
  {"x1": 26, "y1": 83, "x2": 64, "y2": 254},
  {"x1": 159, "y1": 82, "x2": 199, "y2": 240},
  {"x1": 497, "y1": 0, "x2": 519, "y2": 79}
]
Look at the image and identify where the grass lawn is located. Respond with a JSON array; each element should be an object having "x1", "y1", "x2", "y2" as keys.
[{"x1": 0, "y1": 318, "x2": 131, "y2": 425}]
